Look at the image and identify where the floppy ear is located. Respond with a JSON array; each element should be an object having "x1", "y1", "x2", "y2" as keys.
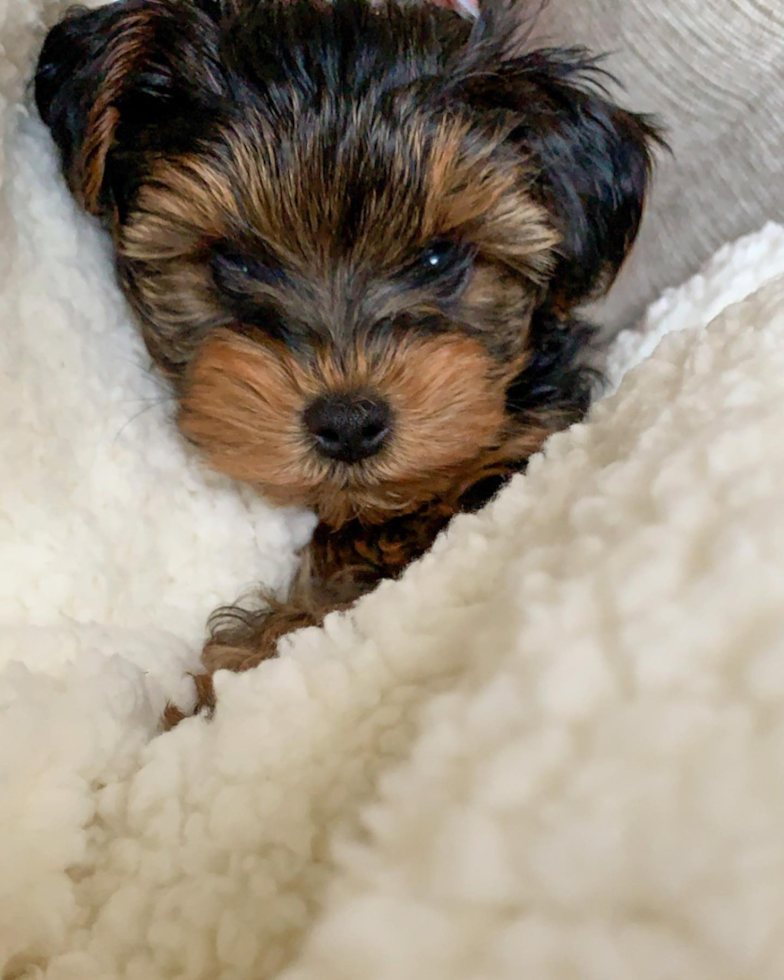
[
  {"x1": 457, "y1": 0, "x2": 663, "y2": 307},
  {"x1": 34, "y1": 0, "x2": 227, "y2": 218}
]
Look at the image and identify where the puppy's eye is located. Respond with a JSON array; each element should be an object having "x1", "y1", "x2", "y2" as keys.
[
  {"x1": 210, "y1": 241, "x2": 283, "y2": 288},
  {"x1": 420, "y1": 240, "x2": 460, "y2": 274},
  {"x1": 220, "y1": 252, "x2": 252, "y2": 275},
  {"x1": 410, "y1": 239, "x2": 471, "y2": 290}
]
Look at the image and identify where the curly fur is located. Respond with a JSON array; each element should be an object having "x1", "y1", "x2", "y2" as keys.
[{"x1": 34, "y1": 0, "x2": 662, "y2": 719}]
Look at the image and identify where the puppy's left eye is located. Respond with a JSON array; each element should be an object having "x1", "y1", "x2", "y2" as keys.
[
  {"x1": 409, "y1": 239, "x2": 471, "y2": 291},
  {"x1": 419, "y1": 240, "x2": 461, "y2": 275}
]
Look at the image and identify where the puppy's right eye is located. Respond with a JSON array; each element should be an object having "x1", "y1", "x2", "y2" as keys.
[
  {"x1": 209, "y1": 241, "x2": 283, "y2": 288},
  {"x1": 218, "y1": 251, "x2": 251, "y2": 276}
]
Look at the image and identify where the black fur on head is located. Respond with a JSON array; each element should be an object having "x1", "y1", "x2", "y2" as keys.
[
  {"x1": 34, "y1": 0, "x2": 662, "y2": 525},
  {"x1": 35, "y1": 0, "x2": 660, "y2": 297}
]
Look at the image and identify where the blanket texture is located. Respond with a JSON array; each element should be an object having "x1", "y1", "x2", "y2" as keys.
[{"x1": 4, "y1": 1, "x2": 784, "y2": 978}]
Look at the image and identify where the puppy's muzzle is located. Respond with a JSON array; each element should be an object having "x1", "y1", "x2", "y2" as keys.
[{"x1": 304, "y1": 393, "x2": 392, "y2": 463}]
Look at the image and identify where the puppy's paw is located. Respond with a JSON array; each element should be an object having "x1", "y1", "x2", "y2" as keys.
[
  {"x1": 161, "y1": 672, "x2": 216, "y2": 730},
  {"x1": 162, "y1": 597, "x2": 332, "y2": 729},
  {"x1": 202, "y1": 600, "x2": 326, "y2": 673}
]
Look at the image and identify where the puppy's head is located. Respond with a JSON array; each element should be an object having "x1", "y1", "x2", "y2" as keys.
[{"x1": 36, "y1": 0, "x2": 661, "y2": 525}]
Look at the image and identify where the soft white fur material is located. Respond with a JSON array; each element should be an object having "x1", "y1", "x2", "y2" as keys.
[
  {"x1": 4, "y1": 1, "x2": 784, "y2": 977},
  {"x1": 284, "y1": 228, "x2": 784, "y2": 980}
]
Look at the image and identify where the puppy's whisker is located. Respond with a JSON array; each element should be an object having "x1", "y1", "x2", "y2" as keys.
[{"x1": 112, "y1": 398, "x2": 176, "y2": 444}]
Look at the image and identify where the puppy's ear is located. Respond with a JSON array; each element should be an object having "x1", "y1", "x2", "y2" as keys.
[
  {"x1": 458, "y1": 0, "x2": 664, "y2": 307},
  {"x1": 34, "y1": 0, "x2": 227, "y2": 218}
]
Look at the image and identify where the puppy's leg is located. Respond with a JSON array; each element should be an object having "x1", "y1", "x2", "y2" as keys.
[
  {"x1": 200, "y1": 500, "x2": 455, "y2": 680},
  {"x1": 162, "y1": 672, "x2": 217, "y2": 729},
  {"x1": 162, "y1": 522, "x2": 391, "y2": 728}
]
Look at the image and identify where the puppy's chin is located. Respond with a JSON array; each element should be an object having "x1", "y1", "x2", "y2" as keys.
[
  {"x1": 300, "y1": 425, "x2": 551, "y2": 525},
  {"x1": 176, "y1": 328, "x2": 534, "y2": 525}
]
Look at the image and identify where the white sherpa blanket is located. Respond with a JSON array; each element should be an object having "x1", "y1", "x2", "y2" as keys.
[{"x1": 4, "y1": 2, "x2": 784, "y2": 978}]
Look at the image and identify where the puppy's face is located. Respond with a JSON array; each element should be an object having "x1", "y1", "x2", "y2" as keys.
[
  {"x1": 121, "y1": 99, "x2": 560, "y2": 522},
  {"x1": 36, "y1": 0, "x2": 660, "y2": 525}
]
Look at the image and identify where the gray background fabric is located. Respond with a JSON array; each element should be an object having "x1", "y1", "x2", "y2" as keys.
[{"x1": 528, "y1": 0, "x2": 784, "y2": 331}]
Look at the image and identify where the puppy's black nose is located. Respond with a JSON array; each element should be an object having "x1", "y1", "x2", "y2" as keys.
[{"x1": 304, "y1": 395, "x2": 391, "y2": 463}]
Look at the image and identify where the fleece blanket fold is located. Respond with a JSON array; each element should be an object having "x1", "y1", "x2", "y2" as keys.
[{"x1": 4, "y1": 2, "x2": 784, "y2": 978}]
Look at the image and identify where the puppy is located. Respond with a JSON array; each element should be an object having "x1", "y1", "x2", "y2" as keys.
[{"x1": 34, "y1": 0, "x2": 661, "y2": 717}]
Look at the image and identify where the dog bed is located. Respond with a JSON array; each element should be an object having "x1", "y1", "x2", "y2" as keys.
[{"x1": 5, "y1": 1, "x2": 784, "y2": 978}]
